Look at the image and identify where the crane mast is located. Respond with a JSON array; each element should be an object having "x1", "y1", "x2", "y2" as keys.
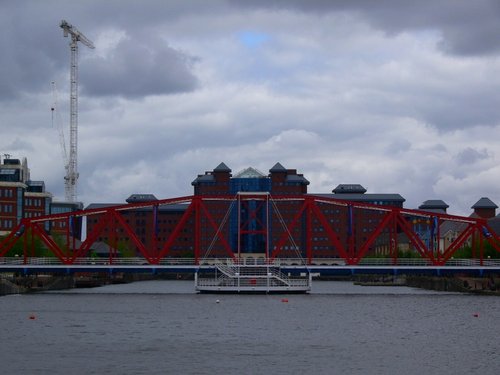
[
  {"x1": 60, "y1": 20, "x2": 94, "y2": 202},
  {"x1": 51, "y1": 82, "x2": 68, "y2": 174}
]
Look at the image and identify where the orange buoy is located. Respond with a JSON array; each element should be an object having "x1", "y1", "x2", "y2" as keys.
[
  {"x1": 29, "y1": 314, "x2": 36, "y2": 320},
  {"x1": 281, "y1": 298, "x2": 288, "y2": 303}
]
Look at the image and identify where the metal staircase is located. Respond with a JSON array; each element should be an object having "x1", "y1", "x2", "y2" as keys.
[{"x1": 195, "y1": 259, "x2": 311, "y2": 293}]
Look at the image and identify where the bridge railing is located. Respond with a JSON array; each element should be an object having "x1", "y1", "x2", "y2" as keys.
[
  {"x1": 356, "y1": 258, "x2": 500, "y2": 267},
  {"x1": 0, "y1": 257, "x2": 197, "y2": 266},
  {"x1": 1, "y1": 257, "x2": 499, "y2": 267}
]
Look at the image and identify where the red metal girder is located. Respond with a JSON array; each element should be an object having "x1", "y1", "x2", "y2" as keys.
[
  {"x1": 435, "y1": 216, "x2": 441, "y2": 259},
  {"x1": 72, "y1": 211, "x2": 115, "y2": 260},
  {"x1": 198, "y1": 199, "x2": 236, "y2": 259},
  {"x1": 4, "y1": 192, "x2": 498, "y2": 269},
  {"x1": 240, "y1": 200, "x2": 266, "y2": 231},
  {"x1": 306, "y1": 200, "x2": 312, "y2": 264},
  {"x1": 194, "y1": 197, "x2": 201, "y2": 264},
  {"x1": 348, "y1": 205, "x2": 355, "y2": 260},
  {"x1": 24, "y1": 195, "x2": 195, "y2": 226},
  {"x1": 390, "y1": 213, "x2": 398, "y2": 264},
  {"x1": 354, "y1": 210, "x2": 395, "y2": 263},
  {"x1": 309, "y1": 199, "x2": 350, "y2": 261},
  {"x1": 250, "y1": 200, "x2": 266, "y2": 229},
  {"x1": 239, "y1": 200, "x2": 266, "y2": 235},
  {"x1": 110, "y1": 210, "x2": 151, "y2": 263},
  {"x1": 478, "y1": 227, "x2": 484, "y2": 265},
  {"x1": 239, "y1": 200, "x2": 251, "y2": 231},
  {"x1": 439, "y1": 222, "x2": 476, "y2": 264},
  {"x1": 30, "y1": 222, "x2": 69, "y2": 263},
  {"x1": 109, "y1": 213, "x2": 117, "y2": 263},
  {"x1": 396, "y1": 213, "x2": 436, "y2": 263},
  {"x1": 441, "y1": 224, "x2": 481, "y2": 264},
  {"x1": 269, "y1": 200, "x2": 308, "y2": 260},
  {"x1": 483, "y1": 223, "x2": 500, "y2": 254},
  {"x1": 156, "y1": 200, "x2": 197, "y2": 261},
  {"x1": 0, "y1": 222, "x2": 25, "y2": 257}
]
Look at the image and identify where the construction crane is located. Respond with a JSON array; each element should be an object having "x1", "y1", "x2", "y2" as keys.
[
  {"x1": 51, "y1": 81, "x2": 68, "y2": 181},
  {"x1": 60, "y1": 20, "x2": 95, "y2": 202}
]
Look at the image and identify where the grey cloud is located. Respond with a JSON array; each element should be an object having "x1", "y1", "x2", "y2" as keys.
[
  {"x1": 0, "y1": 9, "x2": 66, "y2": 100},
  {"x1": 0, "y1": 0, "x2": 204, "y2": 101},
  {"x1": 455, "y1": 147, "x2": 490, "y2": 165},
  {"x1": 386, "y1": 139, "x2": 411, "y2": 154},
  {"x1": 1, "y1": 138, "x2": 35, "y2": 153},
  {"x1": 80, "y1": 35, "x2": 199, "y2": 98},
  {"x1": 231, "y1": 0, "x2": 500, "y2": 56}
]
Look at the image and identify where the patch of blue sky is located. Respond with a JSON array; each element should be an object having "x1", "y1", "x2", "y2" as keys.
[{"x1": 237, "y1": 30, "x2": 270, "y2": 48}]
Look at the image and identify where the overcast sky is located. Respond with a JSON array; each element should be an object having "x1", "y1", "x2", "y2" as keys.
[{"x1": 1, "y1": 0, "x2": 500, "y2": 215}]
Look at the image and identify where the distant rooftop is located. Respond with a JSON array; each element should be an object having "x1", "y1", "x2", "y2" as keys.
[
  {"x1": 418, "y1": 200, "x2": 449, "y2": 213},
  {"x1": 214, "y1": 162, "x2": 231, "y2": 172},
  {"x1": 269, "y1": 162, "x2": 287, "y2": 173},
  {"x1": 234, "y1": 167, "x2": 266, "y2": 178},
  {"x1": 313, "y1": 192, "x2": 405, "y2": 204},
  {"x1": 126, "y1": 194, "x2": 158, "y2": 203},
  {"x1": 472, "y1": 197, "x2": 498, "y2": 209},
  {"x1": 333, "y1": 184, "x2": 367, "y2": 194}
]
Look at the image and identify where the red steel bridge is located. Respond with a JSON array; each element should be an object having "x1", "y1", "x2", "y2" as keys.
[{"x1": 1, "y1": 194, "x2": 500, "y2": 275}]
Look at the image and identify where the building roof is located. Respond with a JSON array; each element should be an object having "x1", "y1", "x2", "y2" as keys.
[
  {"x1": 419, "y1": 200, "x2": 449, "y2": 209},
  {"x1": 233, "y1": 167, "x2": 266, "y2": 178},
  {"x1": 286, "y1": 174, "x2": 310, "y2": 185},
  {"x1": 85, "y1": 202, "x2": 187, "y2": 212},
  {"x1": 191, "y1": 174, "x2": 215, "y2": 185},
  {"x1": 333, "y1": 184, "x2": 367, "y2": 194},
  {"x1": 214, "y1": 162, "x2": 231, "y2": 172},
  {"x1": 269, "y1": 162, "x2": 287, "y2": 173},
  {"x1": 126, "y1": 194, "x2": 158, "y2": 203},
  {"x1": 312, "y1": 193, "x2": 405, "y2": 203},
  {"x1": 85, "y1": 203, "x2": 122, "y2": 210},
  {"x1": 418, "y1": 199, "x2": 449, "y2": 213},
  {"x1": 471, "y1": 197, "x2": 498, "y2": 209}
]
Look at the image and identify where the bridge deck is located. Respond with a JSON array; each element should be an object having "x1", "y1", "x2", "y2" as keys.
[{"x1": 1, "y1": 258, "x2": 499, "y2": 276}]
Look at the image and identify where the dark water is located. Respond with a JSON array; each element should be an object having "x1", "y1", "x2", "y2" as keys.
[{"x1": 1, "y1": 281, "x2": 499, "y2": 374}]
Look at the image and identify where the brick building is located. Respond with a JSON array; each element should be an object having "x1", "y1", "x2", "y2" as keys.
[
  {"x1": 0, "y1": 155, "x2": 83, "y2": 237},
  {"x1": 309, "y1": 184, "x2": 405, "y2": 257},
  {"x1": 0, "y1": 156, "x2": 53, "y2": 235},
  {"x1": 192, "y1": 162, "x2": 310, "y2": 258},
  {"x1": 86, "y1": 194, "x2": 193, "y2": 258}
]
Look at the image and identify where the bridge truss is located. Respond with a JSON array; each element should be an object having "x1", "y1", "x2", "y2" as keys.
[{"x1": 1, "y1": 194, "x2": 499, "y2": 266}]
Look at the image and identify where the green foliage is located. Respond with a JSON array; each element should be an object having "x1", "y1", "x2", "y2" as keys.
[
  {"x1": 0, "y1": 235, "x2": 24, "y2": 257},
  {"x1": 452, "y1": 242, "x2": 500, "y2": 259},
  {"x1": 179, "y1": 249, "x2": 194, "y2": 258},
  {"x1": 0, "y1": 230, "x2": 50, "y2": 257},
  {"x1": 396, "y1": 249, "x2": 422, "y2": 258},
  {"x1": 51, "y1": 234, "x2": 69, "y2": 256},
  {"x1": 368, "y1": 242, "x2": 500, "y2": 260},
  {"x1": 116, "y1": 240, "x2": 135, "y2": 258}
]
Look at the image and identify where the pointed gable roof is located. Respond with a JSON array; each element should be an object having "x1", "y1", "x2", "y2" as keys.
[
  {"x1": 234, "y1": 167, "x2": 266, "y2": 178},
  {"x1": 214, "y1": 162, "x2": 231, "y2": 172},
  {"x1": 269, "y1": 162, "x2": 286, "y2": 173},
  {"x1": 472, "y1": 197, "x2": 498, "y2": 209}
]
